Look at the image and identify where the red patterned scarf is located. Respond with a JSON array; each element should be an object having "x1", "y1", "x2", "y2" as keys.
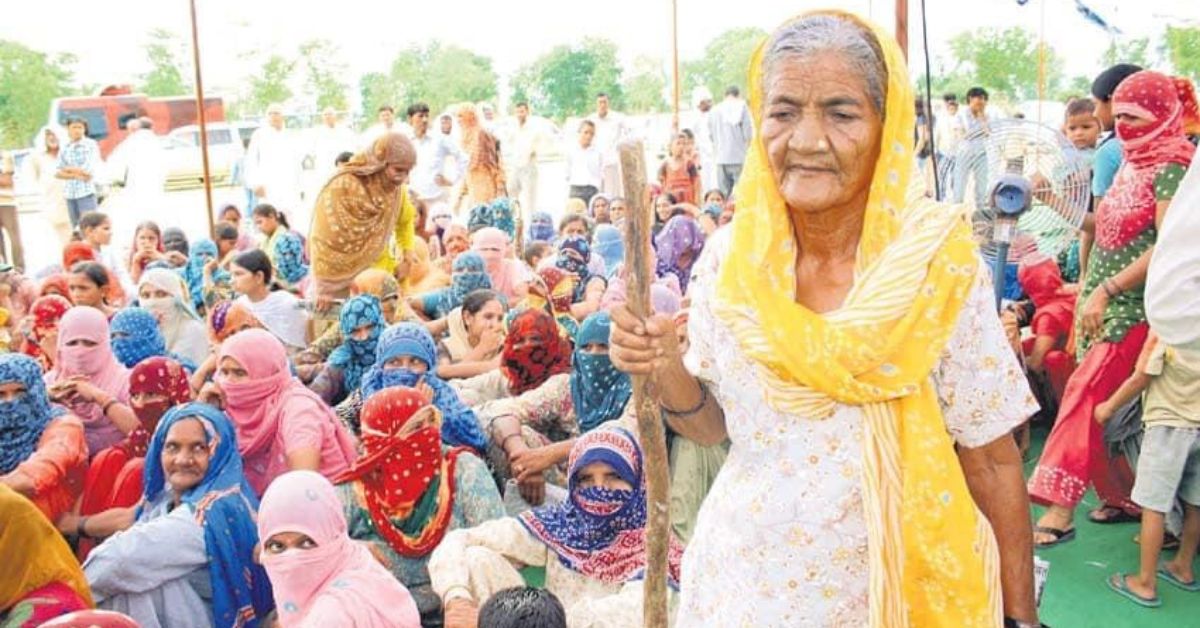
[{"x1": 501, "y1": 308, "x2": 572, "y2": 395}]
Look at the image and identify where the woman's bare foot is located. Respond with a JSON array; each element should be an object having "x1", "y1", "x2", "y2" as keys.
[{"x1": 1034, "y1": 504, "x2": 1075, "y2": 546}]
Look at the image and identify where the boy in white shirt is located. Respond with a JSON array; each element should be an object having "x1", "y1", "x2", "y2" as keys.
[{"x1": 566, "y1": 120, "x2": 602, "y2": 205}]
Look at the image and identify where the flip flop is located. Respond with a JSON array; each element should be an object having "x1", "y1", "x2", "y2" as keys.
[
  {"x1": 1158, "y1": 564, "x2": 1200, "y2": 592},
  {"x1": 1089, "y1": 506, "x2": 1139, "y2": 524},
  {"x1": 1107, "y1": 573, "x2": 1162, "y2": 608},
  {"x1": 1034, "y1": 525, "x2": 1076, "y2": 548}
]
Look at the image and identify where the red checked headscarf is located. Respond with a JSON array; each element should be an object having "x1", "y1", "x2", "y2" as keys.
[
  {"x1": 119, "y1": 357, "x2": 193, "y2": 457},
  {"x1": 332, "y1": 387, "x2": 465, "y2": 558},
  {"x1": 501, "y1": 308, "x2": 572, "y2": 395}
]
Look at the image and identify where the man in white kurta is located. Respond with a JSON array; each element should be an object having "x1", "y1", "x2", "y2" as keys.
[
  {"x1": 587, "y1": 94, "x2": 630, "y2": 198},
  {"x1": 308, "y1": 107, "x2": 357, "y2": 187},
  {"x1": 106, "y1": 117, "x2": 166, "y2": 212},
  {"x1": 244, "y1": 104, "x2": 305, "y2": 231},
  {"x1": 501, "y1": 103, "x2": 551, "y2": 215},
  {"x1": 683, "y1": 88, "x2": 717, "y2": 194}
]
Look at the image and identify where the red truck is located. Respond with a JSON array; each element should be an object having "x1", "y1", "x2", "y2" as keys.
[{"x1": 48, "y1": 85, "x2": 225, "y2": 158}]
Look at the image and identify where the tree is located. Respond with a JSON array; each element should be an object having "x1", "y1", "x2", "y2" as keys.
[
  {"x1": 0, "y1": 40, "x2": 75, "y2": 148},
  {"x1": 297, "y1": 39, "x2": 348, "y2": 111},
  {"x1": 509, "y1": 38, "x2": 624, "y2": 121},
  {"x1": 139, "y1": 28, "x2": 189, "y2": 97},
  {"x1": 946, "y1": 26, "x2": 1062, "y2": 102},
  {"x1": 1162, "y1": 26, "x2": 1200, "y2": 82},
  {"x1": 623, "y1": 56, "x2": 668, "y2": 114},
  {"x1": 682, "y1": 27, "x2": 767, "y2": 101},
  {"x1": 359, "y1": 41, "x2": 497, "y2": 118},
  {"x1": 245, "y1": 54, "x2": 296, "y2": 114},
  {"x1": 1102, "y1": 37, "x2": 1150, "y2": 69}
]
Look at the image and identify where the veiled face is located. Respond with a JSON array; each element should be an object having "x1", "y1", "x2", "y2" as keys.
[{"x1": 761, "y1": 51, "x2": 883, "y2": 218}]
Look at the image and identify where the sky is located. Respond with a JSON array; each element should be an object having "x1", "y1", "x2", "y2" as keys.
[{"x1": 2, "y1": 0, "x2": 1195, "y2": 110}]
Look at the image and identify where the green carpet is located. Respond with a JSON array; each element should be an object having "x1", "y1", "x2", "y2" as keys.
[{"x1": 1027, "y1": 426, "x2": 1200, "y2": 628}]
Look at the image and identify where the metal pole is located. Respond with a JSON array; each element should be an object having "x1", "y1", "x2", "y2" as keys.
[
  {"x1": 188, "y1": 0, "x2": 216, "y2": 239},
  {"x1": 896, "y1": 0, "x2": 909, "y2": 59},
  {"x1": 671, "y1": 0, "x2": 681, "y2": 128}
]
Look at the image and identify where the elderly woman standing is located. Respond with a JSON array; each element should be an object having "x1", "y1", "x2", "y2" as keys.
[{"x1": 610, "y1": 12, "x2": 1040, "y2": 627}]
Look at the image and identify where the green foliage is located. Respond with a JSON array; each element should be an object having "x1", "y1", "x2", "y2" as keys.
[
  {"x1": 622, "y1": 56, "x2": 668, "y2": 114},
  {"x1": 245, "y1": 54, "x2": 296, "y2": 115},
  {"x1": 682, "y1": 27, "x2": 767, "y2": 100},
  {"x1": 509, "y1": 38, "x2": 624, "y2": 121},
  {"x1": 359, "y1": 41, "x2": 497, "y2": 119},
  {"x1": 297, "y1": 39, "x2": 349, "y2": 111},
  {"x1": 946, "y1": 27, "x2": 1062, "y2": 102},
  {"x1": 1102, "y1": 37, "x2": 1151, "y2": 69},
  {"x1": 139, "y1": 28, "x2": 190, "y2": 97},
  {"x1": 1162, "y1": 26, "x2": 1200, "y2": 82},
  {"x1": 0, "y1": 40, "x2": 75, "y2": 148}
]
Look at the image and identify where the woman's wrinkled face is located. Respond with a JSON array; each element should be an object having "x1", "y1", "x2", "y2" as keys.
[
  {"x1": 264, "y1": 531, "x2": 318, "y2": 554},
  {"x1": 444, "y1": 233, "x2": 469, "y2": 257},
  {"x1": 575, "y1": 461, "x2": 633, "y2": 491},
  {"x1": 217, "y1": 356, "x2": 249, "y2": 382},
  {"x1": 464, "y1": 299, "x2": 504, "y2": 336},
  {"x1": 69, "y1": 273, "x2": 104, "y2": 306},
  {"x1": 761, "y1": 51, "x2": 883, "y2": 217},
  {"x1": 384, "y1": 355, "x2": 428, "y2": 374},
  {"x1": 161, "y1": 418, "x2": 211, "y2": 494}
]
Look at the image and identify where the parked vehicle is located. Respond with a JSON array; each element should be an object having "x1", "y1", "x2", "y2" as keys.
[
  {"x1": 48, "y1": 85, "x2": 225, "y2": 158},
  {"x1": 162, "y1": 123, "x2": 244, "y2": 191}
]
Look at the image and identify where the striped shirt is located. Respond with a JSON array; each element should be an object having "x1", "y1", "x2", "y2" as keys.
[{"x1": 56, "y1": 137, "x2": 100, "y2": 200}]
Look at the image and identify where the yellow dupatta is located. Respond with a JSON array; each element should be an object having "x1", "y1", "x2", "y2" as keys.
[{"x1": 714, "y1": 10, "x2": 1001, "y2": 627}]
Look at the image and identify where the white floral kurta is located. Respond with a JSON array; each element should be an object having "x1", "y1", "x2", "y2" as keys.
[{"x1": 676, "y1": 229, "x2": 1038, "y2": 627}]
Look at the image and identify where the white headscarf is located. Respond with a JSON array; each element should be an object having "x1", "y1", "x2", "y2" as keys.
[{"x1": 138, "y1": 267, "x2": 199, "y2": 349}]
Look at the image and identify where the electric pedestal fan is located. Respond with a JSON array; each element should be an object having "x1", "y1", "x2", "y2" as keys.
[{"x1": 938, "y1": 119, "x2": 1092, "y2": 308}]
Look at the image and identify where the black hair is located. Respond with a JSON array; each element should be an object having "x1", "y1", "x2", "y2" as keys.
[
  {"x1": 725, "y1": 86, "x2": 741, "y2": 98},
  {"x1": 596, "y1": 92, "x2": 609, "y2": 100},
  {"x1": 214, "y1": 221, "x2": 239, "y2": 241},
  {"x1": 578, "y1": 120, "x2": 595, "y2": 132},
  {"x1": 943, "y1": 93, "x2": 958, "y2": 104},
  {"x1": 252, "y1": 203, "x2": 290, "y2": 230},
  {"x1": 134, "y1": 221, "x2": 162, "y2": 243},
  {"x1": 232, "y1": 249, "x2": 273, "y2": 288},
  {"x1": 702, "y1": 188, "x2": 725, "y2": 203},
  {"x1": 377, "y1": 105, "x2": 395, "y2": 114},
  {"x1": 1091, "y1": 63, "x2": 1144, "y2": 102},
  {"x1": 406, "y1": 102, "x2": 431, "y2": 118},
  {"x1": 77, "y1": 211, "x2": 109, "y2": 234},
  {"x1": 966, "y1": 87, "x2": 988, "y2": 101},
  {"x1": 162, "y1": 227, "x2": 189, "y2": 255},
  {"x1": 462, "y1": 289, "x2": 502, "y2": 316},
  {"x1": 65, "y1": 116, "x2": 87, "y2": 130},
  {"x1": 558, "y1": 212, "x2": 591, "y2": 236},
  {"x1": 679, "y1": 128, "x2": 694, "y2": 140},
  {"x1": 335, "y1": 151, "x2": 354, "y2": 166},
  {"x1": 1065, "y1": 98, "x2": 1097, "y2": 119},
  {"x1": 477, "y1": 587, "x2": 566, "y2": 628},
  {"x1": 70, "y1": 261, "x2": 110, "y2": 289},
  {"x1": 523, "y1": 241, "x2": 550, "y2": 266},
  {"x1": 515, "y1": 101, "x2": 530, "y2": 109}
]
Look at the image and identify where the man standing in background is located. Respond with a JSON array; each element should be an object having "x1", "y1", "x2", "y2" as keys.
[
  {"x1": 245, "y1": 103, "x2": 305, "y2": 230},
  {"x1": 504, "y1": 102, "x2": 549, "y2": 214},
  {"x1": 684, "y1": 87, "x2": 717, "y2": 193},
  {"x1": 309, "y1": 107, "x2": 357, "y2": 185},
  {"x1": 407, "y1": 102, "x2": 466, "y2": 219},
  {"x1": 588, "y1": 93, "x2": 629, "y2": 197},
  {"x1": 106, "y1": 116, "x2": 166, "y2": 212},
  {"x1": 709, "y1": 86, "x2": 752, "y2": 197},
  {"x1": 0, "y1": 150, "x2": 23, "y2": 268},
  {"x1": 56, "y1": 117, "x2": 102, "y2": 228}
]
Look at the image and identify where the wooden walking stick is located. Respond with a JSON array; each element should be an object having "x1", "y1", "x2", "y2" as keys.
[{"x1": 618, "y1": 140, "x2": 670, "y2": 628}]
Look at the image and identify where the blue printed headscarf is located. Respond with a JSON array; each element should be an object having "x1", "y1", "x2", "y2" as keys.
[
  {"x1": 0, "y1": 354, "x2": 61, "y2": 475},
  {"x1": 360, "y1": 323, "x2": 487, "y2": 452},
  {"x1": 528, "y1": 211, "x2": 556, "y2": 243},
  {"x1": 592, "y1": 225, "x2": 624, "y2": 279},
  {"x1": 328, "y1": 295, "x2": 383, "y2": 394},
  {"x1": 273, "y1": 231, "x2": 309, "y2": 286},
  {"x1": 179, "y1": 238, "x2": 226, "y2": 311},
  {"x1": 422, "y1": 252, "x2": 492, "y2": 319},
  {"x1": 557, "y1": 236, "x2": 598, "y2": 302},
  {"x1": 570, "y1": 313, "x2": 632, "y2": 433},
  {"x1": 467, "y1": 197, "x2": 517, "y2": 239},
  {"x1": 141, "y1": 403, "x2": 275, "y2": 627},
  {"x1": 110, "y1": 307, "x2": 199, "y2": 372}
]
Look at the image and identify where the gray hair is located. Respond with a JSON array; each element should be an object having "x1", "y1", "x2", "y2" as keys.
[{"x1": 762, "y1": 14, "x2": 887, "y2": 116}]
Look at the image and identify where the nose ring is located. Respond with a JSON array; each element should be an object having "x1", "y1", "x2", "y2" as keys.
[{"x1": 816, "y1": 139, "x2": 829, "y2": 151}]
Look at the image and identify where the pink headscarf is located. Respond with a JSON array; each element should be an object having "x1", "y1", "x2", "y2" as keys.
[
  {"x1": 258, "y1": 471, "x2": 420, "y2": 628},
  {"x1": 217, "y1": 329, "x2": 356, "y2": 491},
  {"x1": 471, "y1": 227, "x2": 525, "y2": 303},
  {"x1": 45, "y1": 306, "x2": 130, "y2": 455}
]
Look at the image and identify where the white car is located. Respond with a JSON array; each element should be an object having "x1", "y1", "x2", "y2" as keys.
[{"x1": 162, "y1": 123, "x2": 245, "y2": 191}]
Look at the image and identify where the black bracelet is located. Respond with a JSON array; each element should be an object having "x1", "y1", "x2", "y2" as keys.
[{"x1": 661, "y1": 382, "x2": 708, "y2": 418}]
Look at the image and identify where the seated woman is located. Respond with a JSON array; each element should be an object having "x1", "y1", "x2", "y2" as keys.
[
  {"x1": 301, "y1": 268, "x2": 409, "y2": 366},
  {"x1": 527, "y1": 211, "x2": 556, "y2": 244},
  {"x1": 231, "y1": 249, "x2": 308, "y2": 352},
  {"x1": 308, "y1": 295, "x2": 384, "y2": 405},
  {"x1": 654, "y1": 214, "x2": 706, "y2": 295},
  {"x1": 454, "y1": 309, "x2": 571, "y2": 407},
  {"x1": 592, "y1": 225, "x2": 624, "y2": 279},
  {"x1": 532, "y1": 268, "x2": 581, "y2": 341},
  {"x1": 68, "y1": 262, "x2": 120, "y2": 319},
  {"x1": 410, "y1": 251, "x2": 493, "y2": 321},
  {"x1": 44, "y1": 307, "x2": 138, "y2": 456},
  {"x1": 220, "y1": 204, "x2": 256, "y2": 252},
  {"x1": 1017, "y1": 256, "x2": 1077, "y2": 408},
  {"x1": 258, "y1": 470, "x2": 420, "y2": 628},
  {"x1": 333, "y1": 388, "x2": 504, "y2": 622},
  {"x1": 191, "y1": 301, "x2": 264, "y2": 392},
  {"x1": 23, "y1": 295, "x2": 71, "y2": 370},
  {"x1": 82, "y1": 403, "x2": 275, "y2": 628},
  {"x1": 127, "y1": 221, "x2": 165, "y2": 287},
  {"x1": 78, "y1": 357, "x2": 194, "y2": 557},
  {"x1": 109, "y1": 307, "x2": 198, "y2": 371},
  {"x1": 555, "y1": 236, "x2": 605, "y2": 321},
  {"x1": 39, "y1": 274, "x2": 72, "y2": 300},
  {"x1": 253, "y1": 203, "x2": 308, "y2": 294},
  {"x1": 0, "y1": 485, "x2": 93, "y2": 627},
  {"x1": 434, "y1": 289, "x2": 506, "y2": 381},
  {"x1": 429, "y1": 427, "x2": 683, "y2": 627},
  {"x1": 0, "y1": 354, "x2": 87, "y2": 524},
  {"x1": 180, "y1": 237, "x2": 228, "y2": 315},
  {"x1": 404, "y1": 237, "x2": 449, "y2": 296},
  {"x1": 472, "y1": 227, "x2": 530, "y2": 305},
  {"x1": 204, "y1": 329, "x2": 356, "y2": 497},
  {"x1": 138, "y1": 268, "x2": 210, "y2": 366},
  {"x1": 76, "y1": 212, "x2": 134, "y2": 299},
  {"x1": 433, "y1": 225, "x2": 471, "y2": 275},
  {"x1": 351, "y1": 323, "x2": 488, "y2": 454}
]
